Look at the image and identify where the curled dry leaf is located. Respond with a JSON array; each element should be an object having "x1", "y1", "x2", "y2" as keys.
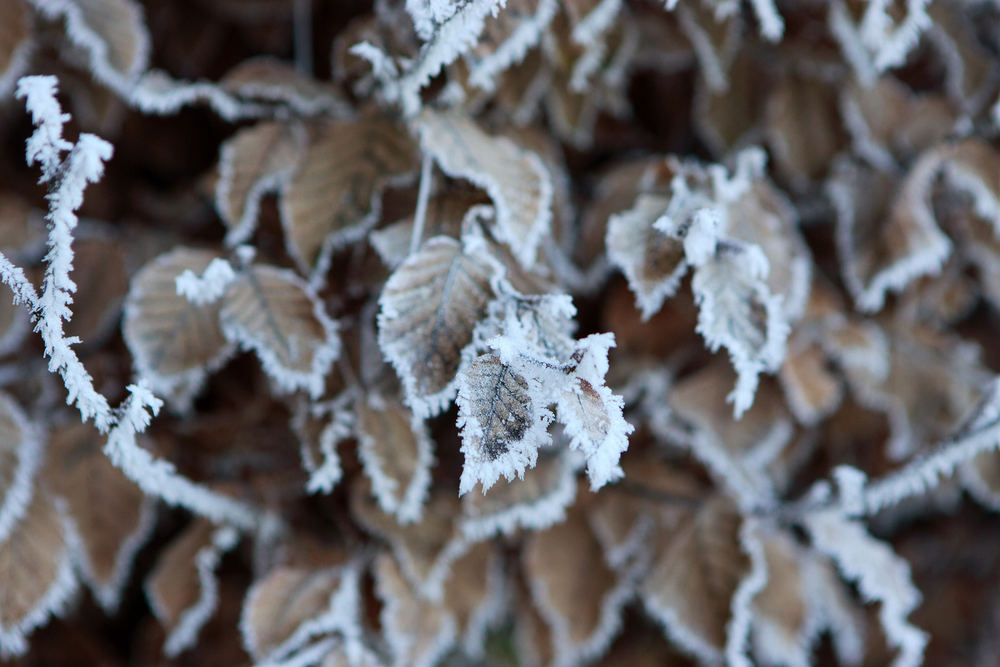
[
  {"x1": 414, "y1": 109, "x2": 553, "y2": 267},
  {"x1": 606, "y1": 194, "x2": 687, "y2": 320},
  {"x1": 219, "y1": 264, "x2": 340, "y2": 398},
  {"x1": 216, "y1": 121, "x2": 305, "y2": 246},
  {"x1": 456, "y1": 351, "x2": 554, "y2": 495},
  {"x1": 281, "y1": 115, "x2": 417, "y2": 281},
  {"x1": 460, "y1": 448, "x2": 577, "y2": 540},
  {"x1": 0, "y1": 0, "x2": 31, "y2": 96},
  {"x1": 0, "y1": 392, "x2": 40, "y2": 545},
  {"x1": 356, "y1": 392, "x2": 434, "y2": 524},
  {"x1": 45, "y1": 422, "x2": 155, "y2": 612},
  {"x1": 351, "y1": 483, "x2": 467, "y2": 600},
  {"x1": 145, "y1": 520, "x2": 239, "y2": 657},
  {"x1": 829, "y1": 155, "x2": 952, "y2": 312},
  {"x1": 523, "y1": 505, "x2": 632, "y2": 666},
  {"x1": 639, "y1": 496, "x2": 750, "y2": 664},
  {"x1": 377, "y1": 235, "x2": 501, "y2": 418},
  {"x1": 374, "y1": 553, "x2": 456, "y2": 667},
  {"x1": 240, "y1": 565, "x2": 356, "y2": 661},
  {"x1": 0, "y1": 489, "x2": 77, "y2": 658},
  {"x1": 123, "y1": 247, "x2": 235, "y2": 404}
]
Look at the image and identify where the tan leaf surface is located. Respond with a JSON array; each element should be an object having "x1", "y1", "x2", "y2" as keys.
[
  {"x1": 356, "y1": 392, "x2": 433, "y2": 524},
  {"x1": 414, "y1": 109, "x2": 553, "y2": 266},
  {"x1": 73, "y1": 0, "x2": 150, "y2": 80},
  {"x1": 606, "y1": 193, "x2": 687, "y2": 320},
  {"x1": 240, "y1": 567, "x2": 345, "y2": 659},
  {"x1": 45, "y1": 422, "x2": 154, "y2": 611},
  {"x1": 639, "y1": 496, "x2": 750, "y2": 662},
  {"x1": 219, "y1": 264, "x2": 340, "y2": 398},
  {"x1": 281, "y1": 115, "x2": 417, "y2": 279},
  {"x1": 122, "y1": 247, "x2": 234, "y2": 401},
  {"x1": 765, "y1": 74, "x2": 844, "y2": 185},
  {"x1": 64, "y1": 237, "x2": 128, "y2": 346},
  {"x1": 460, "y1": 449, "x2": 576, "y2": 539},
  {"x1": 0, "y1": 489, "x2": 76, "y2": 657},
  {"x1": 216, "y1": 121, "x2": 305, "y2": 245},
  {"x1": 377, "y1": 236, "x2": 500, "y2": 418},
  {"x1": 523, "y1": 505, "x2": 630, "y2": 664},
  {"x1": 779, "y1": 333, "x2": 843, "y2": 426},
  {"x1": 0, "y1": 394, "x2": 39, "y2": 547}
]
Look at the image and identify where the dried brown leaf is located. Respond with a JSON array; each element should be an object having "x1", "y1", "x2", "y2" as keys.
[
  {"x1": 64, "y1": 236, "x2": 128, "y2": 346},
  {"x1": 123, "y1": 247, "x2": 234, "y2": 404},
  {"x1": 281, "y1": 115, "x2": 417, "y2": 280},
  {"x1": 377, "y1": 236, "x2": 500, "y2": 418},
  {"x1": 0, "y1": 0, "x2": 31, "y2": 96},
  {"x1": 219, "y1": 264, "x2": 340, "y2": 398},
  {"x1": 45, "y1": 422, "x2": 154, "y2": 611}
]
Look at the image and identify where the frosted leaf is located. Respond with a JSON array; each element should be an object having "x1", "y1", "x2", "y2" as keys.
[
  {"x1": 240, "y1": 565, "x2": 360, "y2": 662},
  {"x1": 523, "y1": 505, "x2": 632, "y2": 666},
  {"x1": 280, "y1": 115, "x2": 417, "y2": 282},
  {"x1": 414, "y1": 109, "x2": 553, "y2": 267},
  {"x1": 0, "y1": 392, "x2": 40, "y2": 546},
  {"x1": 377, "y1": 236, "x2": 501, "y2": 418},
  {"x1": 749, "y1": 531, "x2": 812, "y2": 667},
  {"x1": 691, "y1": 241, "x2": 789, "y2": 417},
  {"x1": 123, "y1": 247, "x2": 235, "y2": 405},
  {"x1": 490, "y1": 289, "x2": 577, "y2": 363},
  {"x1": 804, "y1": 510, "x2": 927, "y2": 667},
  {"x1": 216, "y1": 122, "x2": 305, "y2": 246},
  {"x1": 674, "y1": 0, "x2": 741, "y2": 93},
  {"x1": 927, "y1": 3, "x2": 999, "y2": 112},
  {"x1": 466, "y1": 0, "x2": 559, "y2": 91},
  {"x1": 174, "y1": 257, "x2": 236, "y2": 307},
  {"x1": 765, "y1": 73, "x2": 844, "y2": 187},
  {"x1": 564, "y1": 0, "x2": 624, "y2": 45},
  {"x1": 33, "y1": 0, "x2": 150, "y2": 91},
  {"x1": 0, "y1": 0, "x2": 31, "y2": 97},
  {"x1": 374, "y1": 553, "x2": 457, "y2": 667},
  {"x1": 827, "y1": 0, "x2": 932, "y2": 75},
  {"x1": 442, "y1": 541, "x2": 506, "y2": 657},
  {"x1": 351, "y1": 484, "x2": 468, "y2": 600},
  {"x1": 513, "y1": 582, "x2": 555, "y2": 667},
  {"x1": 380, "y1": 0, "x2": 506, "y2": 116},
  {"x1": 145, "y1": 520, "x2": 239, "y2": 657},
  {"x1": 370, "y1": 187, "x2": 487, "y2": 269},
  {"x1": 606, "y1": 194, "x2": 687, "y2": 320},
  {"x1": 0, "y1": 490, "x2": 78, "y2": 658},
  {"x1": 219, "y1": 57, "x2": 352, "y2": 117},
  {"x1": 356, "y1": 392, "x2": 434, "y2": 524},
  {"x1": 219, "y1": 264, "x2": 340, "y2": 398},
  {"x1": 459, "y1": 449, "x2": 577, "y2": 540},
  {"x1": 639, "y1": 497, "x2": 749, "y2": 664},
  {"x1": 45, "y1": 422, "x2": 155, "y2": 612},
  {"x1": 556, "y1": 334, "x2": 633, "y2": 491},
  {"x1": 725, "y1": 181, "x2": 812, "y2": 323},
  {"x1": 779, "y1": 332, "x2": 843, "y2": 426},
  {"x1": 456, "y1": 351, "x2": 554, "y2": 495}
]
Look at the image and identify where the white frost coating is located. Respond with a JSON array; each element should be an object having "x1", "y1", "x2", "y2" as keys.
[
  {"x1": 0, "y1": 500, "x2": 80, "y2": 659},
  {"x1": 357, "y1": 393, "x2": 435, "y2": 524},
  {"x1": 860, "y1": 0, "x2": 932, "y2": 72},
  {"x1": 571, "y1": 0, "x2": 622, "y2": 45},
  {"x1": 378, "y1": 0, "x2": 507, "y2": 116},
  {"x1": 460, "y1": 451, "x2": 577, "y2": 540},
  {"x1": 467, "y1": 0, "x2": 558, "y2": 91},
  {"x1": 676, "y1": 208, "x2": 720, "y2": 267},
  {"x1": 152, "y1": 525, "x2": 239, "y2": 657},
  {"x1": 28, "y1": 0, "x2": 151, "y2": 93},
  {"x1": 804, "y1": 510, "x2": 927, "y2": 667},
  {"x1": 748, "y1": 0, "x2": 784, "y2": 41},
  {"x1": 828, "y1": 0, "x2": 878, "y2": 86},
  {"x1": 557, "y1": 334, "x2": 633, "y2": 490},
  {"x1": 0, "y1": 393, "x2": 42, "y2": 545},
  {"x1": 862, "y1": 377, "x2": 1000, "y2": 514},
  {"x1": 725, "y1": 519, "x2": 769, "y2": 667},
  {"x1": 175, "y1": 258, "x2": 236, "y2": 306},
  {"x1": 14, "y1": 76, "x2": 115, "y2": 430},
  {"x1": 456, "y1": 352, "x2": 554, "y2": 496},
  {"x1": 104, "y1": 385, "x2": 259, "y2": 530},
  {"x1": 691, "y1": 244, "x2": 789, "y2": 417},
  {"x1": 305, "y1": 416, "x2": 348, "y2": 495},
  {"x1": 66, "y1": 495, "x2": 157, "y2": 613},
  {"x1": 415, "y1": 111, "x2": 553, "y2": 269}
]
